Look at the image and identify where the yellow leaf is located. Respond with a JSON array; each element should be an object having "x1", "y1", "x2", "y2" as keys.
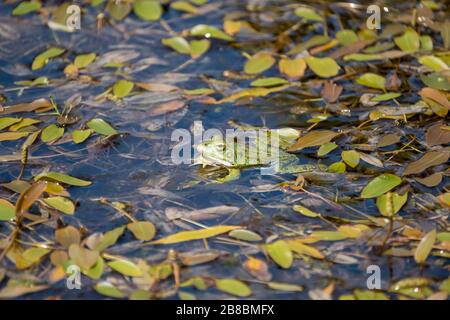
[
  {"x1": 414, "y1": 229, "x2": 436, "y2": 264},
  {"x1": 152, "y1": 225, "x2": 240, "y2": 244}
]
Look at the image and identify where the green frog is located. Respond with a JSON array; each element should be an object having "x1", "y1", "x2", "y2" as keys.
[{"x1": 194, "y1": 128, "x2": 327, "y2": 182}]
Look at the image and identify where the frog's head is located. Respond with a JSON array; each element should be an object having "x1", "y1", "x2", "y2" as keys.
[{"x1": 196, "y1": 136, "x2": 234, "y2": 167}]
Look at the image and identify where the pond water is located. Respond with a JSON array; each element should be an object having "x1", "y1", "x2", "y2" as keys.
[{"x1": 0, "y1": 0, "x2": 449, "y2": 300}]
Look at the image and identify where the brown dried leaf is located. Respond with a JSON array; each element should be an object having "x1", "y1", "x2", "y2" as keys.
[
  {"x1": 0, "y1": 98, "x2": 52, "y2": 115},
  {"x1": 415, "y1": 172, "x2": 443, "y2": 187},
  {"x1": 403, "y1": 150, "x2": 450, "y2": 176},
  {"x1": 148, "y1": 100, "x2": 185, "y2": 116},
  {"x1": 377, "y1": 133, "x2": 401, "y2": 147},
  {"x1": 15, "y1": 181, "x2": 47, "y2": 219},
  {"x1": 288, "y1": 130, "x2": 340, "y2": 151},
  {"x1": 426, "y1": 122, "x2": 450, "y2": 147},
  {"x1": 321, "y1": 81, "x2": 343, "y2": 103},
  {"x1": 419, "y1": 88, "x2": 450, "y2": 110}
]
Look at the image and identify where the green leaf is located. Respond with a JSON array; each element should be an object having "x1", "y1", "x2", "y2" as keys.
[
  {"x1": 95, "y1": 281, "x2": 125, "y2": 298},
  {"x1": 74, "y1": 53, "x2": 96, "y2": 69},
  {"x1": 190, "y1": 39, "x2": 210, "y2": 58},
  {"x1": 72, "y1": 129, "x2": 92, "y2": 144},
  {"x1": 162, "y1": 37, "x2": 191, "y2": 54},
  {"x1": 294, "y1": 7, "x2": 323, "y2": 22},
  {"x1": 43, "y1": 197, "x2": 75, "y2": 215},
  {"x1": 41, "y1": 124, "x2": 64, "y2": 143},
  {"x1": 0, "y1": 199, "x2": 15, "y2": 221},
  {"x1": 36, "y1": 172, "x2": 92, "y2": 187},
  {"x1": 361, "y1": 174, "x2": 402, "y2": 199},
  {"x1": 418, "y1": 55, "x2": 449, "y2": 72},
  {"x1": 228, "y1": 229, "x2": 262, "y2": 242},
  {"x1": 310, "y1": 231, "x2": 347, "y2": 241},
  {"x1": 15, "y1": 76, "x2": 48, "y2": 87},
  {"x1": 420, "y1": 35, "x2": 433, "y2": 51},
  {"x1": 152, "y1": 225, "x2": 240, "y2": 244},
  {"x1": 112, "y1": 80, "x2": 134, "y2": 98},
  {"x1": 190, "y1": 24, "x2": 233, "y2": 41},
  {"x1": 336, "y1": 30, "x2": 358, "y2": 46},
  {"x1": 317, "y1": 142, "x2": 337, "y2": 156},
  {"x1": 414, "y1": 229, "x2": 436, "y2": 264},
  {"x1": 83, "y1": 257, "x2": 104, "y2": 280},
  {"x1": 304, "y1": 57, "x2": 340, "y2": 78},
  {"x1": 0, "y1": 118, "x2": 22, "y2": 131},
  {"x1": 94, "y1": 226, "x2": 125, "y2": 252},
  {"x1": 356, "y1": 73, "x2": 386, "y2": 90},
  {"x1": 32, "y1": 47, "x2": 65, "y2": 70},
  {"x1": 341, "y1": 150, "x2": 360, "y2": 168},
  {"x1": 371, "y1": 92, "x2": 401, "y2": 102},
  {"x1": 12, "y1": 1, "x2": 41, "y2": 16},
  {"x1": 250, "y1": 77, "x2": 289, "y2": 87},
  {"x1": 267, "y1": 282, "x2": 303, "y2": 292},
  {"x1": 133, "y1": 0, "x2": 162, "y2": 21},
  {"x1": 106, "y1": 2, "x2": 131, "y2": 20},
  {"x1": 244, "y1": 52, "x2": 275, "y2": 74},
  {"x1": 171, "y1": 1, "x2": 197, "y2": 14},
  {"x1": 108, "y1": 259, "x2": 143, "y2": 277},
  {"x1": 328, "y1": 161, "x2": 345, "y2": 173},
  {"x1": 87, "y1": 119, "x2": 118, "y2": 136},
  {"x1": 127, "y1": 221, "x2": 156, "y2": 241},
  {"x1": 420, "y1": 73, "x2": 450, "y2": 91},
  {"x1": 376, "y1": 192, "x2": 408, "y2": 217},
  {"x1": 215, "y1": 278, "x2": 251, "y2": 297},
  {"x1": 394, "y1": 28, "x2": 420, "y2": 53},
  {"x1": 265, "y1": 240, "x2": 293, "y2": 269},
  {"x1": 293, "y1": 205, "x2": 320, "y2": 218}
]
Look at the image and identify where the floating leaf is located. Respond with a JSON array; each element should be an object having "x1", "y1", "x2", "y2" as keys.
[
  {"x1": 328, "y1": 161, "x2": 346, "y2": 173},
  {"x1": 361, "y1": 174, "x2": 402, "y2": 199},
  {"x1": 68, "y1": 244, "x2": 99, "y2": 270},
  {"x1": 414, "y1": 229, "x2": 436, "y2": 264},
  {"x1": 376, "y1": 192, "x2": 408, "y2": 217},
  {"x1": 294, "y1": 7, "x2": 323, "y2": 22},
  {"x1": 288, "y1": 130, "x2": 339, "y2": 151},
  {"x1": 0, "y1": 199, "x2": 15, "y2": 221},
  {"x1": 309, "y1": 231, "x2": 347, "y2": 241},
  {"x1": 12, "y1": 1, "x2": 41, "y2": 16},
  {"x1": 418, "y1": 55, "x2": 449, "y2": 72},
  {"x1": 36, "y1": 172, "x2": 91, "y2": 187},
  {"x1": 190, "y1": 24, "x2": 233, "y2": 41},
  {"x1": 278, "y1": 58, "x2": 306, "y2": 79},
  {"x1": 55, "y1": 226, "x2": 81, "y2": 248},
  {"x1": 95, "y1": 281, "x2": 125, "y2": 298},
  {"x1": 394, "y1": 28, "x2": 420, "y2": 52},
  {"x1": 287, "y1": 240, "x2": 324, "y2": 259},
  {"x1": 15, "y1": 181, "x2": 47, "y2": 218},
  {"x1": 371, "y1": 92, "x2": 401, "y2": 102},
  {"x1": 250, "y1": 77, "x2": 289, "y2": 87},
  {"x1": 74, "y1": 53, "x2": 96, "y2": 69},
  {"x1": 244, "y1": 257, "x2": 271, "y2": 281},
  {"x1": 171, "y1": 1, "x2": 197, "y2": 14},
  {"x1": 215, "y1": 278, "x2": 251, "y2": 297},
  {"x1": 293, "y1": 205, "x2": 320, "y2": 218},
  {"x1": 162, "y1": 37, "x2": 191, "y2": 54},
  {"x1": 377, "y1": 134, "x2": 401, "y2": 147},
  {"x1": 420, "y1": 73, "x2": 450, "y2": 91},
  {"x1": 304, "y1": 56, "x2": 340, "y2": 78},
  {"x1": 356, "y1": 73, "x2": 385, "y2": 90},
  {"x1": 106, "y1": 1, "x2": 131, "y2": 20},
  {"x1": 43, "y1": 197, "x2": 75, "y2": 215},
  {"x1": 112, "y1": 80, "x2": 134, "y2": 98},
  {"x1": 190, "y1": 39, "x2": 210, "y2": 58},
  {"x1": 426, "y1": 122, "x2": 450, "y2": 147},
  {"x1": 419, "y1": 87, "x2": 450, "y2": 111},
  {"x1": 152, "y1": 225, "x2": 240, "y2": 244},
  {"x1": 108, "y1": 259, "x2": 143, "y2": 277},
  {"x1": 17, "y1": 247, "x2": 50, "y2": 269},
  {"x1": 317, "y1": 142, "x2": 338, "y2": 156},
  {"x1": 403, "y1": 150, "x2": 450, "y2": 176},
  {"x1": 87, "y1": 119, "x2": 118, "y2": 136},
  {"x1": 133, "y1": 0, "x2": 162, "y2": 21},
  {"x1": 0, "y1": 118, "x2": 22, "y2": 130},
  {"x1": 341, "y1": 150, "x2": 360, "y2": 168},
  {"x1": 265, "y1": 240, "x2": 293, "y2": 269},
  {"x1": 244, "y1": 52, "x2": 275, "y2": 74},
  {"x1": 32, "y1": 47, "x2": 65, "y2": 70},
  {"x1": 415, "y1": 172, "x2": 443, "y2": 187},
  {"x1": 228, "y1": 229, "x2": 262, "y2": 242},
  {"x1": 94, "y1": 226, "x2": 125, "y2": 252},
  {"x1": 72, "y1": 129, "x2": 92, "y2": 144},
  {"x1": 41, "y1": 124, "x2": 64, "y2": 143},
  {"x1": 267, "y1": 282, "x2": 303, "y2": 292},
  {"x1": 127, "y1": 221, "x2": 156, "y2": 241},
  {"x1": 0, "y1": 132, "x2": 29, "y2": 142}
]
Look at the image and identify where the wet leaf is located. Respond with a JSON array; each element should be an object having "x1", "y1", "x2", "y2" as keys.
[
  {"x1": 288, "y1": 130, "x2": 339, "y2": 151},
  {"x1": 304, "y1": 57, "x2": 340, "y2": 78},
  {"x1": 377, "y1": 134, "x2": 401, "y2": 147},
  {"x1": 133, "y1": 0, "x2": 162, "y2": 21},
  {"x1": 317, "y1": 142, "x2": 338, "y2": 156},
  {"x1": 32, "y1": 47, "x2": 65, "y2": 70},
  {"x1": 68, "y1": 244, "x2": 99, "y2": 270},
  {"x1": 403, "y1": 150, "x2": 450, "y2": 176},
  {"x1": 41, "y1": 124, "x2": 64, "y2": 143},
  {"x1": 72, "y1": 129, "x2": 92, "y2": 144},
  {"x1": 278, "y1": 58, "x2": 306, "y2": 79},
  {"x1": 0, "y1": 199, "x2": 15, "y2": 221},
  {"x1": 294, "y1": 7, "x2": 323, "y2": 22},
  {"x1": 190, "y1": 24, "x2": 233, "y2": 41},
  {"x1": 16, "y1": 248, "x2": 50, "y2": 269},
  {"x1": 250, "y1": 77, "x2": 289, "y2": 87},
  {"x1": 162, "y1": 37, "x2": 191, "y2": 54},
  {"x1": 419, "y1": 87, "x2": 450, "y2": 111},
  {"x1": 244, "y1": 52, "x2": 275, "y2": 74},
  {"x1": 376, "y1": 192, "x2": 408, "y2": 217},
  {"x1": 36, "y1": 172, "x2": 92, "y2": 186},
  {"x1": 108, "y1": 259, "x2": 143, "y2": 277},
  {"x1": 87, "y1": 119, "x2": 118, "y2": 136},
  {"x1": 228, "y1": 229, "x2": 262, "y2": 242},
  {"x1": 267, "y1": 282, "x2": 303, "y2": 292},
  {"x1": 55, "y1": 226, "x2": 81, "y2": 248},
  {"x1": 95, "y1": 281, "x2": 125, "y2": 298},
  {"x1": 361, "y1": 174, "x2": 402, "y2": 199},
  {"x1": 287, "y1": 240, "x2": 324, "y2": 259},
  {"x1": 215, "y1": 278, "x2": 251, "y2": 297},
  {"x1": 127, "y1": 221, "x2": 156, "y2": 241},
  {"x1": 415, "y1": 173, "x2": 443, "y2": 187},
  {"x1": 414, "y1": 229, "x2": 436, "y2": 264},
  {"x1": 0, "y1": 117, "x2": 22, "y2": 130},
  {"x1": 356, "y1": 73, "x2": 385, "y2": 90},
  {"x1": 43, "y1": 196, "x2": 75, "y2": 215},
  {"x1": 309, "y1": 231, "x2": 346, "y2": 241},
  {"x1": 152, "y1": 225, "x2": 240, "y2": 244},
  {"x1": 74, "y1": 53, "x2": 96, "y2": 69},
  {"x1": 15, "y1": 181, "x2": 47, "y2": 218},
  {"x1": 394, "y1": 28, "x2": 420, "y2": 53},
  {"x1": 341, "y1": 150, "x2": 360, "y2": 168},
  {"x1": 418, "y1": 55, "x2": 449, "y2": 72},
  {"x1": 94, "y1": 226, "x2": 125, "y2": 252},
  {"x1": 0, "y1": 131, "x2": 29, "y2": 142},
  {"x1": 12, "y1": 1, "x2": 41, "y2": 16},
  {"x1": 265, "y1": 240, "x2": 293, "y2": 269},
  {"x1": 113, "y1": 80, "x2": 134, "y2": 98},
  {"x1": 426, "y1": 122, "x2": 450, "y2": 147},
  {"x1": 371, "y1": 92, "x2": 401, "y2": 102},
  {"x1": 293, "y1": 205, "x2": 320, "y2": 218}
]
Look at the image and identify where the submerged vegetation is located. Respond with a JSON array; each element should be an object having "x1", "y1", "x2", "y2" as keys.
[{"x1": 0, "y1": 0, "x2": 449, "y2": 300}]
